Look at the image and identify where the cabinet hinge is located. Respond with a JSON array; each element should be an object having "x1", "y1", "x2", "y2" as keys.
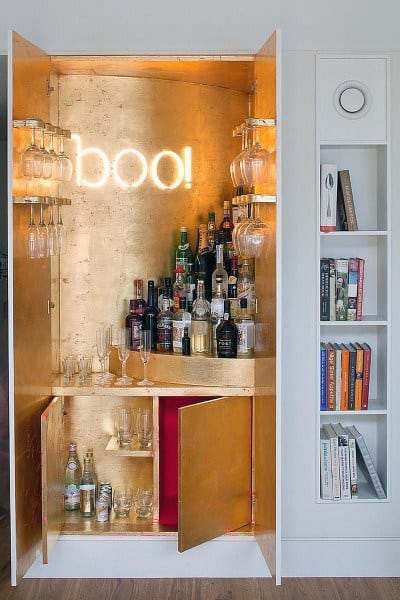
[
  {"x1": 46, "y1": 79, "x2": 55, "y2": 95},
  {"x1": 47, "y1": 299, "x2": 55, "y2": 314}
]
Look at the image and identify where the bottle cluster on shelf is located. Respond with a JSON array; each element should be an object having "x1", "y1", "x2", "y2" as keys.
[
  {"x1": 320, "y1": 257, "x2": 365, "y2": 321},
  {"x1": 320, "y1": 341, "x2": 371, "y2": 411},
  {"x1": 125, "y1": 200, "x2": 256, "y2": 359}
]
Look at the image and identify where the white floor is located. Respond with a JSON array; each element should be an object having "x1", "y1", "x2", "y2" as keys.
[{"x1": 25, "y1": 535, "x2": 271, "y2": 579}]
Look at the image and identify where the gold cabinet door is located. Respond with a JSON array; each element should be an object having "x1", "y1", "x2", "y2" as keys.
[
  {"x1": 41, "y1": 396, "x2": 64, "y2": 565},
  {"x1": 178, "y1": 395, "x2": 251, "y2": 552},
  {"x1": 8, "y1": 31, "x2": 52, "y2": 583}
]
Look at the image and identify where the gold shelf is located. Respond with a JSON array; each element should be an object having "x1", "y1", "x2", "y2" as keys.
[
  {"x1": 13, "y1": 118, "x2": 71, "y2": 138},
  {"x1": 13, "y1": 195, "x2": 72, "y2": 205},
  {"x1": 106, "y1": 435, "x2": 153, "y2": 457},
  {"x1": 233, "y1": 117, "x2": 276, "y2": 137},
  {"x1": 232, "y1": 194, "x2": 276, "y2": 205}
]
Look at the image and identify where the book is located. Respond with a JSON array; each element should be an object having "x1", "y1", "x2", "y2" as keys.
[
  {"x1": 320, "y1": 342, "x2": 327, "y2": 411},
  {"x1": 346, "y1": 425, "x2": 386, "y2": 499},
  {"x1": 338, "y1": 170, "x2": 358, "y2": 231},
  {"x1": 353, "y1": 342, "x2": 364, "y2": 411},
  {"x1": 329, "y1": 258, "x2": 336, "y2": 321},
  {"x1": 331, "y1": 423, "x2": 351, "y2": 500},
  {"x1": 345, "y1": 343, "x2": 357, "y2": 410},
  {"x1": 356, "y1": 258, "x2": 365, "y2": 321},
  {"x1": 360, "y1": 342, "x2": 371, "y2": 410},
  {"x1": 325, "y1": 343, "x2": 336, "y2": 411},
  {"x1": 320, "y1": 428, "x2": 333, "y2": 500},
  {"x1": 335, "y1": 259, "x2": 348, "y2": 321},
  {"x1": 320, "y1": 258, "x2": 330, "y2": 321},
  {"x1": 336, "y1": 176, "x2": 349, "y2": 231},
  {"x1": 322, "y1": 423, "x2": 341, "y2": 500},
  {"x1": 347, "y1": 258, "x2": 358, "y2": 321},
  {"x1": 339, "y1": 343, "x2": 349, "y2": 411},
  {"x1": 320, "y1": 164, "x2": 338, "y2": 232},
  {"x1": 346, "y1": 428, "x2": 359, "y2": 498},
  {"x1": 332, "y1": 343, "x2": 342, "y2": 411}
]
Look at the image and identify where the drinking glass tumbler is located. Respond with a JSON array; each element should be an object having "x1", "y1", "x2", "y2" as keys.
[
  {"x1": 115, "y1": 406, "x2": 133, "y2": 447},
  {"x1": 136, "y1": 407, "x2": 152, "y2": 449},
  {"x1": 78, "y1": 356, "x2": 92, "y2": 384},
  {"x1": 63, "y1": 355, "x2": 76, "y2": 383},
  {"x1": 134, "y1": 489, "x2": 153, "y2": 518},
  {"x1": 113, "y1": 485, "x2": 133, "y2": 517}
]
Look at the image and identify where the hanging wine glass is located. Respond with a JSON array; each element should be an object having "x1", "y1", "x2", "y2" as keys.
[
  {"x1": 56, "y1": 204, "x2": 67, "y2": 255},
  {"x1": 230, "y1": 128, "x2": 249, "y2": 187},
  {"x1": 58, "y1": 131, "x2": 73, "y2": 182},
  {"x1": 48, "y1": 203, "x2": 59, "y2": 256},
  {"x1": 240, "y1": 126, "x2": 271, "y2": 187},
  {"x1": 244, "y1": 204, "x2": 273, "y2": 259},
  {"x1": 46, "y1": 125, "x2": 62, "y2": 181},
  {"x1": 39, "y1": 128, "x2": 53, "y2": 180},
  {"x1": 21, "y1": 127, "x2": 43, "y2": 179},
  {"x1": 27, "y1": 205, "x2": 39, "y2": 259},
  {"x1": 37, "y1": 204, "x2": 49, "y2": 258}
]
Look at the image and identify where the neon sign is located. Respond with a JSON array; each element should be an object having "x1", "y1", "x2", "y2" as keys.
[{"x1": 72, "y1": 134, "x2": 192, "y2": 190}]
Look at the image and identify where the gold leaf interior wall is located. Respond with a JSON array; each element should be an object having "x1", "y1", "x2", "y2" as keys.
[{"x1": 57, "y1": 74, "x2": 248, "y2": 364}]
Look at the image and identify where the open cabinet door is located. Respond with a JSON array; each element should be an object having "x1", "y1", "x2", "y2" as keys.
[
  {"x1": 253, "y1": 30, "x2": 282, "y2": 583},
  {"x1": 178, "y1": 396, "x2": 251, "y2": 552},
  {"x1": 41, "y1": 396, "x2": 64, "y2": 564},
  {"x1": 8, "y1": 31, "x2": 52, "y2": 584}
]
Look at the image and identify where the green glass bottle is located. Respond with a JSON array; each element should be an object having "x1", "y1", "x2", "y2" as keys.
[{"x1": 64, "y1": 442, "x2": 82, "y2": 511}]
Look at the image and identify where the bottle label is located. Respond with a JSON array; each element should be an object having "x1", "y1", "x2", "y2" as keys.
[
  {"x1": 80, "y1": 485, "x2": 95, "y2": 514},
  {"x1": 217, "y1": 334, "x2": 237, "y2": 358},
  {"x1": 192, "y1": 320, "x2": 209, "y2": 336},
  {"x1": 157, "y1": 321, "x2": 173, "y2": 350},
  {"x1": 178, "y1": 243, "x2": 189, "y2": 251},
  {"x1": 65, "y1": 484, "x2": 80, "y2": 507},
  {"x1": 210, "y1": 298, "x2": 224, "y2": 321},
  {"x1": 172, "y1": 321, "x2": 185, "y2": 349},
  {"x1": 237, "y1": 322, "x2": 255, "y2": 354},
  {"x1": 130, "y1": 321, "x2": 142, "y2": 349},
  {"x1": 67, "y1": 461, "x2": 78, "y2": 471}
]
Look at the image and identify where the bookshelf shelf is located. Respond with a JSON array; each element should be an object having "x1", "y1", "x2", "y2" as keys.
[{"x1": 316, "y1": 55, "x2": 390, "y2": 505}]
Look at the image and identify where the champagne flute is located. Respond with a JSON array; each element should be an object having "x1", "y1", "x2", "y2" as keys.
[
  {"x1": 48, "y1": 204, "x2": 59, "y2": 256},
  {"x1": 21, "y1": 127, "x2": 43, "y2": 179},
  {"x1": 95, "y1": 327, "x2": 108, "y2": 384},
  {"x1": 37, "y1": 204, "x2": 49, "y2": 258},
  {"x1": 137, "y1": 329, "x2": 153, "y2": 386},
  {"x1": 27, "y1": 205, "x2": 39, "y2": 259},
  {"x1": 39, "y1": 128, "x2": 53, "y2": 180},
  {"x1": 56, "y1": 204, "x2": 67, "y2": 255},
  {"x1": 115, "y1": 328, "x2": 132, "y2": 386},
  {"x1": 58, "y1": 131, "x2": 73, "y2": 182}
]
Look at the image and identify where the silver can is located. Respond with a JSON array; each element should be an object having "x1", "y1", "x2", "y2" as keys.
[
  {"x1": 95, "y1": 494, "x2": 109, "y2": 522},
  {"x1": 99, "y1": 482, "x2": 112, "y2": 513}
]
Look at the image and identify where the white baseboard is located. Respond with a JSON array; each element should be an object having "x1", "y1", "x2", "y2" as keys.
[{"x1": 282, "y1": 538, "x2": 400, "y2": 577}]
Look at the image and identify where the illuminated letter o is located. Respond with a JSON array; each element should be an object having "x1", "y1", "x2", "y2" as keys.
[
  {"x1": 151, "y1": 150, "x2": 184, "y2": 190},
  {"x1": 113, "y1": 149, "x2": 148, "y2": 189}
]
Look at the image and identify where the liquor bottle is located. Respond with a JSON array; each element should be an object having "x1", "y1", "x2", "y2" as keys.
[
  {"x1": 186, "y1": 260, "x2": 196, "y2": 313},
  {"x1": 158, "y1": 277, "x2": 173, "y2": 311},
  {"x1": 173, "y1": 264, "x2": 187, "y2": 310},
  {"x1": 172, "y1": 296, "x2": 191, "y2": 353},
  {"x1": 85, "y1": 448, "x2": 98, "y2": 499},
  {"x1": 207, "y1": 212, "x2": 216, "y2": 251},
  {"x1": 182, "y1": 327, "x2": 190, "y2": 356},
  {"x1": 228, "y1": 255, "x2": 239, "y2": 319},
  {"x1": 219, "y1": 200, "x2": 235, "y2": 271},
  {"x1": 211, "y1": 244, "x2": 228, "y2": 299},
  {"x1": 195, "y1": 223, "x2": 215, "y2": 302},
  {"x1": 216, "y1": 300, "x2": 238, "y2": 358},
  {"x1": 126, "y1": 279, "x2": 147, "y2": 350},
  {"x1": 142, "y1": 280, "x2": 159, "y2": 351},
  {"x1": 235, "y1": 298, "x2": 255, "y2": 356},
  {"x1": 133, "y1": 279, "x2": 147, "y2": 316},
  {"x1": 156, "y1": 292, "x2": 174, "y2": 352},
  {"x1": 237, "y1": 259, "x2": 256, "y2": 315},
  {"x1": 191, "y1": 280, "x2": 211, "y2": 354},
  {"x1": 175, "y1": 226, "x2": 193, "y2": 273},
  {"x1": 64, "y1": 442, "x2": 82, "y2": 511},
  {"x1": 210, "y1": 275, "x2": 225, "y2": 356},
  {"x1": 80, "y1": 457, "x2": 95, "y2": 517}
]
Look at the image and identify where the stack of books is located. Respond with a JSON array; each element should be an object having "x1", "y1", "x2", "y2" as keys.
[
  {"x1": 320, "y1": 257, "x2": 365, "y2": 321},
  {"x1": 320, "y1": 423, "x2": 386, "y2": 501},
  {"x1": 320, "y1": 167, "x2": 358, "y2": 232},
  {"x1": 320, "y1": 342, "x2": 371, "y2": 410}
]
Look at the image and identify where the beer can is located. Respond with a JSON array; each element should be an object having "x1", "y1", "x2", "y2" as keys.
[
  {"x1": 95, "y1": 494, "x2": 109, "y2": 522},
  {"x1": 99, "y1": 482, "x2": 112, "y2": 513}
]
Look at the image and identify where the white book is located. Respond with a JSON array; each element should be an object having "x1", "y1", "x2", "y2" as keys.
[
  {"x1": 331, "y1": 423, "x2": 351, "y2": 500},
  {"x1": 320, "y1": 428, "x2": 333, "y2": 500},
  {"x1": 322, "y1": 423, "x2": 340, "y2": 500},
  {"x1": 332, "y1": 343, "x2": 342, "y2": 411},
  {"x1": 346, "y1": 425, "x2": 386, "y2": 499},
  {"x1": 347, "y1": 435, "x2": 358, "y2": 498},
  {"x1": 320, "y1": 164, "x2": 338, "y2": 232}
]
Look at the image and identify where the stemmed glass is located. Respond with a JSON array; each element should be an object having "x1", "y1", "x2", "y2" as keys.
[
  {"x1": 95, "y1": 327, "x2": 109, "y2": 384},
  {"x1": 21, "y1": 127, "x2": 43, "y2": 179},
  {"x1": 137, "y1": 330, "x2": 153, "y2": 386},
  {"x1": 48, "y1": 204, "x2": 59, "y2": 256},
  {"x1": 46, "y1": 126, "x2": 62, "y2": 181},
  {"x1": 230, "y1": 128, "x2": 249, "y2": 188},
  {"x1": 27, "y1": 205, "x2": 39, "y2": 259},
  {"x1": 56, "y1": 205, "x2": 67, "y2": 255},
  {"x1": 37, "y1": 204, "x2": 48, "y2": 258},
  {"x1": 240, "y1": 126, "x2": 271, "y2": 187},
  {"x1": 58, "y1": 132, "x2": 73, "y2": 182},
  {"x1": 103, "y1": 324, "x2": 115, "y2": 382},
  {"x1": 39, "y1": 129, "x2": 53, "y2": 180},
  {"x1": 115, "y1": 328, "x2": 132, "y2": 386}
]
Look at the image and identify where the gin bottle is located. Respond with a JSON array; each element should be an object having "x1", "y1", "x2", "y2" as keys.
[
  {"x1": 210, "y1": 275, "x2": 225, "y2": 356},
  {"x1": 211, "y1": 244, "x2": 228, "y2": 299},
  {"x1": 172, "y1": 296, "x2": 191, "y2": 353},
  {"x1": 175, "y1": 226, "x2": 193, "y2": 273},
  {"x1": 80, "y1": 457, "x2": 95, "y2": 517},
  {"x1": 195, "y1": 223, "x2": 215, "y2": 302},
  {"x1": 156, "y1": 292, "x2": 174, "y2": 352},
  {"x1": 64, "y1": 442, "x2": 82, "y2": 511},
  {"x1": 191, "y1": 280, "x2": 211, "y2": 354}
]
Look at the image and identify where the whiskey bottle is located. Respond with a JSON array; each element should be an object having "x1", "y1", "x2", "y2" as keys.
[
  {"x1": 80, "y1": 457, "x2": 95, "y2": 517},
  {"x1": 191, "y1": 280, "x2": 211, "y2": 354},
  {"x1": 172, "y1": 296, "x2": 191, "y2": 353},
  {"x1": 195, "y1": 223, "x2": 215, "y2": 302},
  {"x1": 216, "y1": 300, "x2": 238, "y2": 358},
  {"x1": 64, "y1": 442, "x2": 82, "y2": 511},
  {"x1": 186, "y1": 260, "x2": 196, "y2": 312},
  {"x1": 210, "y1": 275, "x2": 225, "y2": 356},
  {"x1": 173, "y1": 265, "x2": 187, "y2": 310},
  {"x1": 235, "y1": 298, "x2": 255, "y2": 356},
  {"x1": 142, "y1": 280, "x2": 159, "y2": 351},
  {"x1": 156, "y1": 292, "x2": 174, "y2": 352},
  {"x1": 211, "y1": 244, "x2": 228, "y2": 299},
  {"x1": 158, "y1": 276, "x2": 173, "y2": 311}
]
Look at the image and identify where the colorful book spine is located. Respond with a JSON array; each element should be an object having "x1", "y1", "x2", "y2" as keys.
[
  {"x1": 320, "y1": 343, "x2": 327, "y2": 411},
  {"x1": 332, "y1": 343, "x2": 342, "y2": 411},
  {"x1": 329, "y1": 258, "x2": 336, "y2": 321},
  {"x1": 326, "y1": 343, "x2": 336, "y2": 411},
  {"x1": 353, "y1": 342, "x2": 364, "y2": 411},
  {"x1": 320, "y1": 258, "x2": 330, "y2": 321},
  {"x1": 320, "y1": 428, "x2": 333, "y2": 500},
  {"x1": 347, "y1": 258, "x2": 358, "y2": 321},
  {"x1": 322, "y1": 424, "x2": 341, "y2": 500},
  {"x1": 338, "y1": 170, "x2": 358, "y2": 231},
  {"x1": 361, "y1": 342, "x2": 371, "y2": 410},
  {"x1": 356, "y1": 258, "x2": 365, "y2": 321},
  {"x1": 335, "y1": 259, "x2": 348, "y2": 321},
  {"x1": 339, "y1": 343, "x2": 349, "y2": 410},
  {"x1": 346, "y1": 343, "x2": 357, "y2": 410}
]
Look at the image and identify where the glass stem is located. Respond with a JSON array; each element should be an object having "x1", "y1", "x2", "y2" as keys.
[
  {"x1": 143, "y1": 362, "x2": 147, "y2": 382},
  {"x1": 122, "y1": 359, "x2": 127, "y2": 378},
  {"x1": 31, "y1": 128, "x2": 35, "y2": 146},
  {"x1": 100, "y1": 358, "x2": 105, "y2": 377},
  {"x1": 29, "y1": 205, "x2": 34, "y2": 226}
]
